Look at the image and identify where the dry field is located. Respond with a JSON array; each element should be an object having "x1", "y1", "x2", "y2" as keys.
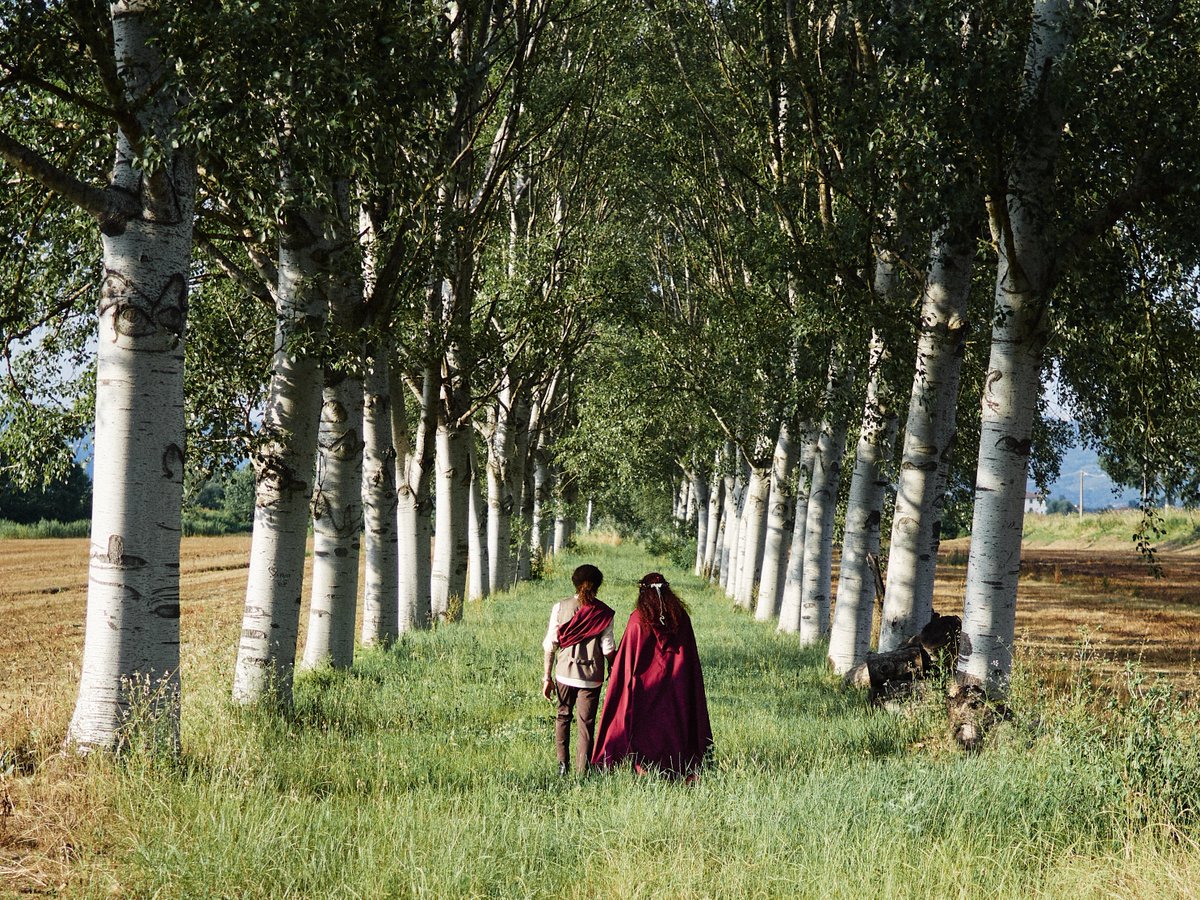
[
  {"x1": 3, "y1": 535, "x2": 1200, "y2": 741},
  {"x1": 0, "y1": 535, "x2": 343, "y2": 760}
]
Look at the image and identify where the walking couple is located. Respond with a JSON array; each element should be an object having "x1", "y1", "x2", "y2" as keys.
[{"x1": 541, "y1": 564, "x2": 713, "y2": 778}]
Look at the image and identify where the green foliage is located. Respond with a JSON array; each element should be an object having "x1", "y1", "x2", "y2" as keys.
[
  {"x1": 222, "y1": 466, "x2": 256, "y2": 527},
  {"x1": 0, "y1": 459, "x2": 90, "y2": 523},
  {"x1": 180, "y1": 466, "x2": 255, "y2": 535},
  {"x1": 1045, "y1": 496, "x2": 1077, "y2": 515},
  {"x1": 642, "y1": 527, "x2": 696, "y2": 572}
]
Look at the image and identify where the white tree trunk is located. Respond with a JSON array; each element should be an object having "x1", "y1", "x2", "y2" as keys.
[
  {"x1": 735, "y1": 461, "x2": 771, "y2": 611},
  {"x1": 553, "y1": 468, "x2": 569, "y2": 554},
  {"x1": 799, "y1": 362, "x2": 852, "y2": 646},
  {"x1": 233, "y1": 194, "x2": 328, "y2": 705},
  {"x1": 532, "y1": 441, "x2": 553, "y2": 560},
  {"x1": 718, "y1": 470, "x2": 741, "y2": 594},
  {"x1": 830, "y1": 329, "x2": 899, "y2": 674},
  {"x1": 302, "y1": 366, "x2": 365, "y2": 669},
  {"x1": 303, "y1": 188, "x2": 364, "y2": 671},
  {"x1": 879, "y1": 225, "x2": 973, "y2": 651},
  {"x1": 432, "y1": 419, "x2": 471, "y2": 620},
  {"x1": 692, "y1": 468, "x2": 711, "y2": 576},
  {"x1": 585, "y1": 498, "x2": 593, "y2": 531},
  {"x1": 777, "y1": 428, "x2": 818, "y2": 633},
  {"x1": 958, "y1": 0, "x2": 1069, "y2": 698},
  {"x1": 467, "y1": 439, "x2": 489, "y2": 602},
  {"x1": 702, "y1": 465, "x2": 724, "y2": 578},
  {"x1": 67, "y1": 4, "x2": 195, "y2": 748},
  {"x1": 755, "y1": 423, "x2": 797, "y2": 621},
  {"x1": 394, "y1": 366, "x2": 437, "y2": 631},
  {"x1": 361, "y1": 346, "x2": 399, "y2": 646}
]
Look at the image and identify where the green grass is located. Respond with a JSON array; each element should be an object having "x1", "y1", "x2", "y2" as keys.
[
  {"x1": 0, "y1": 517, "x2": 89, "y2": 538},
  {"x1": 64, "y1": 537, "x2": 1200, "y2": 898},
  {"x1": 181, "y1": 506, "x2": 252, "y2": 536},
  {"x1": 0, "y1": 510, "x2": 251, "y2": 539},
  {"x1": 1023, "y1": 508, "x2": 1200, "y2": 550}
]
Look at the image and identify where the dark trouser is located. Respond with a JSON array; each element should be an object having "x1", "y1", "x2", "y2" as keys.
[{"x1": 555, "y1": 682, "x2": 599, "y2": 773}]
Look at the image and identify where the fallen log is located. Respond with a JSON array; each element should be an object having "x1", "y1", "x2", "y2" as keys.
[
  {"x1": 865, "y1": 644, "x2": 930, "y2": 705},
  {"x1": 843, "y1": 610, "x2": 963, "y2": 704}
]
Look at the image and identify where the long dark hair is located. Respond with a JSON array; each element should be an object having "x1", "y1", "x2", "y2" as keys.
[
  {"x1": 572, "y1": 564, "x2": 603, "y2": 605},
  {"x1": 636, "y1": 573, "x2": 688, "y2": 637}
]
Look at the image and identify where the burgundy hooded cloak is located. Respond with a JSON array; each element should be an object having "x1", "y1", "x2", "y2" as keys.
[{"x1": 590, "y1": 607, "x2": 712, "y2": 776}]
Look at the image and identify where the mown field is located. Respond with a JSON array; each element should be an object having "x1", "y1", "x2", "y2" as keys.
[{"x1": 2, "y1": 532, "x2": 1200, "y2": 897}]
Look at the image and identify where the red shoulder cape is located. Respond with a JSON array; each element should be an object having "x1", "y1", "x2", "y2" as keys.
[
  {"x1": 591, "y1": 608, "x2": 713, "y2": 776},
  {"x1": 557, "y1": 600, "x2": 615, "y2": 649}
]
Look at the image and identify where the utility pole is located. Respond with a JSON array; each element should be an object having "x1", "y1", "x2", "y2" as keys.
[{"x1": 1078, "y1": 469, "x2": 1085, "y2": 519}]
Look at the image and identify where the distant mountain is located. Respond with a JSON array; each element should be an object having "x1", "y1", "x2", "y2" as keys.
[{"x1": 1032, "y1": 442, "x2": 1140, "y2": 511}]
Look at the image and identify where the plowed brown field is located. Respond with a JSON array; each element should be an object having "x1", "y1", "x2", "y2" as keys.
[
  {"x1": 2, "y1": 536, "x2": 1199, "y2": 740},
  {"x1": 0, "y1": 536, "x2": 329, "y2": 742}
]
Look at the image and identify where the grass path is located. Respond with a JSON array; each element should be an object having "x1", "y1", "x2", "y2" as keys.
[{"x1": 14, "y1": 537, "x2": 1200, "y2": 898}]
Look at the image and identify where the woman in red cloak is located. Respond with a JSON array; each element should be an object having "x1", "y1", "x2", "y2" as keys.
[{"x1": 591, "y1": 573, "x2": 713, "y2": 777}]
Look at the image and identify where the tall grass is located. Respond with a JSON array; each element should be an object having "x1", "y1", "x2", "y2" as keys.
[
  {"x1": 9, "y1": 537, "x2": 1200, "y2": 897},
  {"x1": 1023, "y1": 508, "x2": 1200, "y2": 550},
  {"x1": 0, "y1": 511, "x2": 252, "y2": 539},
  {"x1": 0, "y1": 517, "x2": 90, "y2": 539}
]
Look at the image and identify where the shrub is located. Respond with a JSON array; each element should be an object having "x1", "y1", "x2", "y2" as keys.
[
  {"x1": 0, "y1": 518, "x2": 90, "y2": 539},
  {"x1": 643, "y1": 526, "x2": 695, "y2": 570}
]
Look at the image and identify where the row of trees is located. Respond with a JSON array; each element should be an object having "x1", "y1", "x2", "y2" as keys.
[
  {"x1": 2, "y1": 0, "x2": 1199, "y2": 750},
  {"x1": 563, "y1": 0, "x2": 1200, "y2": 713},
  {"x1": 2, "y1": 0, "x2": 632, "y2": 749}
]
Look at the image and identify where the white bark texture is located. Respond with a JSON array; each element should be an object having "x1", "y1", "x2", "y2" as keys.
[
  {"x1": 777, "y1": 429, "x2": 818, "y2": 633},
  {"x1": 361, "y1": 347, "x2": 399, "y2": 645},
  {"x1": 395, "y1": 366, "x2": 437, "y2": 631},
  {"x1": 233, "y1": 197, "x2": 328, "y2": 706},
  {"x1": 303, "y1": 191, "x2": 364, "y2": 671},
  {"x1": 467, "y1": 440, "x2": 489, "y2": 602},
  {"x1": 718, "y1": 471, "x2": 741, "y2": 594},
  {"x1": 755, "y1": 424, "x2": 797, "y2": 621},
  {"x1": 799, "y1": 364, "x2": 852, "y2": 646},
  {"x1": 958, "y1": 0, "x2": 1069, "y2": 698},
  {"x1": 531, "y1": 441, "x2": 553, "y2": 560},
  {"x1": 692, "y1": 468, "x2": 711, "y2": 576},
  {"x1": 879, "y1": 226, "x2": 973, "y2": 651},
  {"x1": 432, "y1": 420, "x2": 471, "y2": 620},
  {"x1": 68, "y1": 3, "x2": 195, "y2": 749},
  {"x1": 829, "y1": 329, "x2": 899, "y2": 674},
  {"x1": 553, "y1": 470, "x2": 569, "y2": 554},
  {"x1": 735, "y1": 463, "x2": 771, "y2": 611},
  {"x1": 702, "y1": 469, "x2": 724, "y2": 578},
  {"x1": 302, "y1": 367, "x2": 364, "y2": 669}
]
